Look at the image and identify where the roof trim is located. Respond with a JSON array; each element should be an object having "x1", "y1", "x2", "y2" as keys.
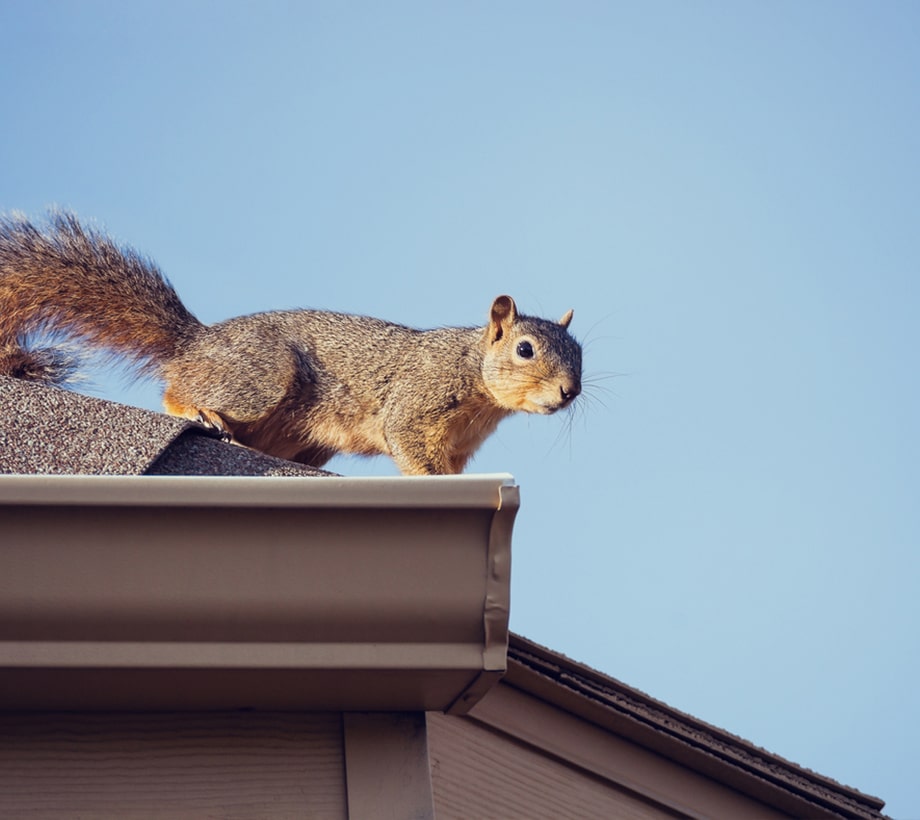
[{"x1": 501, "y1": 634, "x2": 886, "y2": 819}]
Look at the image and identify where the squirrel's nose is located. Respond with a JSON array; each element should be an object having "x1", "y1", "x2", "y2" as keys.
[{"x1": 560, "y1": 383, "x2": 580, "y2": 405}]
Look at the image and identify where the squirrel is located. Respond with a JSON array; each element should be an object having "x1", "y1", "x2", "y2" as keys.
[{"x1": 0, "y1": 211, "x2": 582, "y2": 475}]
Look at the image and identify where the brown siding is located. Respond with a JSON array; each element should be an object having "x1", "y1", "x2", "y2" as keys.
[
  {"x1": 427, "y1": 711, "x2": 684, "y2": 820},
  {"x1": 0, "y1": 712, "x2": 347, "y2": 819}
]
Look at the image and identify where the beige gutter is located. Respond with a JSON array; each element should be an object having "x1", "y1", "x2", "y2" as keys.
[{"x1": 0, "y1": 474, "x2": 517, "y2": 714}]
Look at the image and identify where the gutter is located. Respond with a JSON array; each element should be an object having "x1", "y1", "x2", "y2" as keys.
[{"x1": 0, "y1": 474, "x2": 517, "y2": 715}]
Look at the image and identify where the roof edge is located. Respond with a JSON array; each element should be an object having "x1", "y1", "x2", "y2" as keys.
[
  {"x1": 505, "y1": 634, "x2": 885, "y2": 819},
  {"x1": 0, "y1": 474, "x2": 517, "y2": 713}
]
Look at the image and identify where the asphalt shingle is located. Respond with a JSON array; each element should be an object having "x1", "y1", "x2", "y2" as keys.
[{"x1": 0, "y1": 376, "x2": 331, "y2": 476}]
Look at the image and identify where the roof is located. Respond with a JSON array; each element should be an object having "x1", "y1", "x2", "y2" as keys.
[
  {"x1": 0, "y1": 375, "x2": 888, "y2": 817},
  {"x1": 502, "y1": 634, "x2": 887, "y2": 820},
  {"x1": 0, "y1": 375, "x2": 330, "y2": 476}
]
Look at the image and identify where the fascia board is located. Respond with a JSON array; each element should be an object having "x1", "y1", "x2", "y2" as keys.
[{"x1": 0, "y1": 474, "x2": 517, "y2": 714}]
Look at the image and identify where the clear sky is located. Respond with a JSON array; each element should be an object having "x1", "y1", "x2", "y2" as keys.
[{"x1": 2, "y1": 1, "x2": 918, "y2": 814}]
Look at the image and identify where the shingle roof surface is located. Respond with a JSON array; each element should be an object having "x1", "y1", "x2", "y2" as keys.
[{"x1": 0, "y1": 376, "x2": 331, "y2": 476}]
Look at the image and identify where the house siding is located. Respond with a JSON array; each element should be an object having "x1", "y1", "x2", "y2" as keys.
[{"x1": 0, "y1": 712, "x2": 347, "y2": 819}]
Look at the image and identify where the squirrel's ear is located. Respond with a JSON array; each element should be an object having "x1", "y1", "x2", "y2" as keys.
[
  {"x1": 489, "y1": 295, "x2": 517, "y2": 343},
  {"x1": 559, "y1": 308, "x2": 574, "y2": 329}
]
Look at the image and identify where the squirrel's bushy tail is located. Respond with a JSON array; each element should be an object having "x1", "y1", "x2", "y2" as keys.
[{"x1": 0, "y1": 211, "x2": 202, "y2": 384}]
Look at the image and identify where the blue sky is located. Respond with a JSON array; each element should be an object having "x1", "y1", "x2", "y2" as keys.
[{"x1": 2, "y1": 1, "x2": 918, "y2": 814}]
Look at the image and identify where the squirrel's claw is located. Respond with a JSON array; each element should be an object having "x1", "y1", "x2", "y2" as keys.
[{"x1": 193, "y1": 409, "x2": 233, "y2": 442}]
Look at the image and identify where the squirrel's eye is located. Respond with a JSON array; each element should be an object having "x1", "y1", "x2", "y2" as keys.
[{"x1": 516, "y1": 340, "x2": 535, "y2": 359}]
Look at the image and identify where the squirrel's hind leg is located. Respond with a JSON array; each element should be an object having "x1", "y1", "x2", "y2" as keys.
[{"x1": 162, "y1": 391, "x2": 233, "y2": 441}]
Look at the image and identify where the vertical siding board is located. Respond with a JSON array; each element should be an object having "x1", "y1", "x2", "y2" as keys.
[{"x1": 342, "y1": 712, "x2": 435, "y2": 820}]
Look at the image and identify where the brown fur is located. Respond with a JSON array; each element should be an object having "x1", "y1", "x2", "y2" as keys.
[{"x1": 1, "y1": 211, "x2": 582, "y2": 475}]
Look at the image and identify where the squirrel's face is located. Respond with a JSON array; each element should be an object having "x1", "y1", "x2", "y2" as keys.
[{"x1": 481, "y1": 296, "x2": 582, "y2": 415}]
